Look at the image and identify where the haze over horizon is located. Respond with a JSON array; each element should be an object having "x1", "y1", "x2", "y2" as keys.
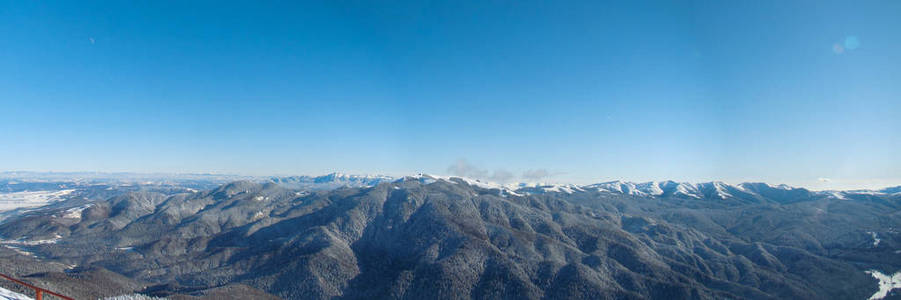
[
  {"x1": 2, "y1": 168, "x2": 899, "y2": 193},
  {"x1": 2, "y1": 1, "x2": 899, "y2": 190}
]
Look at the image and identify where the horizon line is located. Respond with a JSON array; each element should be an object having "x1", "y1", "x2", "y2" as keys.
[{"x1": 2, "y1": 170, "x2": 900, "y2": 192}]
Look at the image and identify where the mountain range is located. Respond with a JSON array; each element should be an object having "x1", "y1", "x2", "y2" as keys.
[{"x1": 1, "y1": 173, "x2": 900, "y2": 299}]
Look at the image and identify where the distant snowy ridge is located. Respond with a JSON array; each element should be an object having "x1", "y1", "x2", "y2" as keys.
[
  {"x1": 511, "y1": 180, "x2": 901, "y2": 202},
  {"x1": 269, "y1": 172, "x2": 395, "y2": 190},
  {"x1": 390, "y1": 175, "x2": 901, "y2": 202},
  {"x1": 4, "y1": 171, "x2": 898, "y2": 202},
  {"x1": 402, "y1": 174, "x2": 523, "y2": 196}
]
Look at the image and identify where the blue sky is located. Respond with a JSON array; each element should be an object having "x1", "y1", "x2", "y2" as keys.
[{"x1": 1, "y1": 1, "x2": 899, "y2": 190}]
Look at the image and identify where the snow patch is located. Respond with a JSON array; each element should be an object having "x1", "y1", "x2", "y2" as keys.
[
  {"x1": 0, "y1": 287, "x2": 32, "y2": 300},
  {"x1": 849, "y1": 190, "x2": 887, "y2": 196},
  {"x1": 674, "y1": 184, "x2": 702, "y2": 199},
  {"x1": 867, "y1": 270, "x2": 901, "y2": 300},
  {"x1": 869, "y1": 232, "x2": 882, "y2": 247},
  {"x1": 61, "y1": 204, "x2": 92, "y2": 219},
  {"x1": 0, "y1": 189, "x2": 75, "y2": 211},
  {"x1": 404, "y1": 174, "x2": 439, "y2": 184},
  {"x1": 2, "y1": 245, "x2": 35, "y2": 257},
  {"x1": 455, "y1": 177, "x2": 511, "y2": 195},
  {"x1": 636, "y1": 182, "x2": 664, "y2": 196},
  {"x1": 540, "y1": 184, "x2": 583, "y2": 194},
  {"x1": 1, "y1": 234, "x2": 62, "y2": 246},
  {"x1": 103, "y1": 294, "x2": 165, "y2": 300},
  {"x1": 416, "y1": 174, "x2": 523, "y2": 196},
  {"x1": 768, "y1": 183, "x2": 794, "y2": 190},
  {"x1": 829, "y1": 191, "x2": 847, "y2": 200},
  {"x1": 252, "y1": 211, "x2": 265, "y2": 221},
  {"x1": 712, "y1": 182, "x2": 733, "y2": 199},
  {"x1": 587, "y1": 181, "x2": 633, "y2": 194}
]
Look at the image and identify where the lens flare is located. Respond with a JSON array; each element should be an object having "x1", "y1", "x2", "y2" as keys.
[
  {"x1": 844, "y1": 36, "x2": 860, "y2": 50},
  {"x1": 832, "y1": 43, "x2": 845, "y2": 54}
]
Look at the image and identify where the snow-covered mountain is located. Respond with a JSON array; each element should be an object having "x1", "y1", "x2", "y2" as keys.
[
  {"x1": 3, "y1": 173, "x2": 901, "y2": 299},
  {"x1": 268, "y1": 172, "x2": 395, "y2": 190},
  {"x1": 526, "y1": 180, "x2": 824, "y2": 202},
  {"x1": 455, "y1": 178, "x2": 901, "y2": 204},
  {"x1": 5, "y1": 171, "x2": 899, "y2": 206},
  {"x1": 394, "y1": 175, "x2": 833, "y2": 204}
]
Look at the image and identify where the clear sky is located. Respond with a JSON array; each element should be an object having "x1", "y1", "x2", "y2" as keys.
[{"x1": 1, "y1": 1, "x2": 899, "y2": 190}]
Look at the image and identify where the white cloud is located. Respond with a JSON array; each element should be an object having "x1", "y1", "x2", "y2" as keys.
[
  {"x1": 489, "y1": 170, "x2": 514, "y2": 183},
  {"x1": 447, "y1": 159, "x2": 487, "y2": 179},
  {"x1": 445, "y1": 159, "x2": 531, "y2": 184},
  {"x1": 522, "y1": 169, "x2": 550, "y2": 181}
]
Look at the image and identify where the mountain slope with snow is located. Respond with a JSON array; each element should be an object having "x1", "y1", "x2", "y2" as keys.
[
  {"x1": 2, "y1": 173, "x2": 900, "y2": 299},
  {"x1": 516, "y1": 179, "x2": 898, "y2": 204}
]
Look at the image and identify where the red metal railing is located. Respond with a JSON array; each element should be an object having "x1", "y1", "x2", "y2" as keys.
[{"x1": 0, "y1": 273, "x2": 73, "y2": 300}]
